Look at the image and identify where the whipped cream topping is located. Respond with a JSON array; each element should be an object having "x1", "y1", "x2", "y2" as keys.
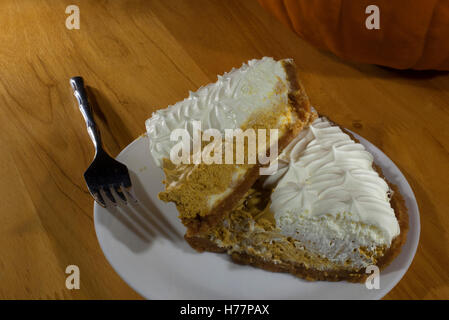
[
  {"x1": 266, "y1": 117, "x2": 400, "y2": 251},
  {"x1": 146, "y1": 57, "x2": 290, "y2": 167}
]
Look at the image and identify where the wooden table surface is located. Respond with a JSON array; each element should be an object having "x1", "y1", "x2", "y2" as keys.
[{"x1": 1, "y1": 0, "x2": 448, "y2": 300}]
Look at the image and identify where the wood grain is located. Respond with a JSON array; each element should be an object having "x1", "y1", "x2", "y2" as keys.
[{"x1": 0, "y1": 0, "x2": 448, "y2": 299}]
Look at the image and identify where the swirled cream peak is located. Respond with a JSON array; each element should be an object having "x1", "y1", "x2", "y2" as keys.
[
  {"x1": 146, "y1": 57, "x2": 292, "y2": 167},
  {"x1": 266, "y1": 117, "x2": 400, "y2": 256}
]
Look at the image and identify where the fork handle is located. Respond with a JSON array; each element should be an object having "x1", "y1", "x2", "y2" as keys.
[{"x1": 70, "y1": 76, "x2": 103, "y2": 153}]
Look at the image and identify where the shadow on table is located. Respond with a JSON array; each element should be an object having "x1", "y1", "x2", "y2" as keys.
[
  {"x1": 85, "y1": 86, "x2": 135, "y2": 156},
  {"x1": 96, "y1": 170, "x2": 192, "y2": 254}
]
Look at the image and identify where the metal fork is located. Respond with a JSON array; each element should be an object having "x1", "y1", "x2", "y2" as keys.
[{"x1": 70, "y1": 76, "x2": 136, "y2": 207}]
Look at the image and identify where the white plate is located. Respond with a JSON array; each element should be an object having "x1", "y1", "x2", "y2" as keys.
[{"x1": 94, "y1": 132, "x2": 420, "y2": 299}]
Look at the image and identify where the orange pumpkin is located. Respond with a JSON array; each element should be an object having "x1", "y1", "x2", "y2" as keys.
[{"x1": 258, "y1": 0, "x2": 449, "y2": 70}]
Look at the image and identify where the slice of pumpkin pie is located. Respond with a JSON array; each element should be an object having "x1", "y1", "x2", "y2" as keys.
[{"x1": 146, "y1": 57, "x2": 313, "y2": 235}]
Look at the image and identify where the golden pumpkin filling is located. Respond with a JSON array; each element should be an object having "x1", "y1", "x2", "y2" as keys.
[{"x1": 158, "y1": 102, "x2": 295, "y2": 225}]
